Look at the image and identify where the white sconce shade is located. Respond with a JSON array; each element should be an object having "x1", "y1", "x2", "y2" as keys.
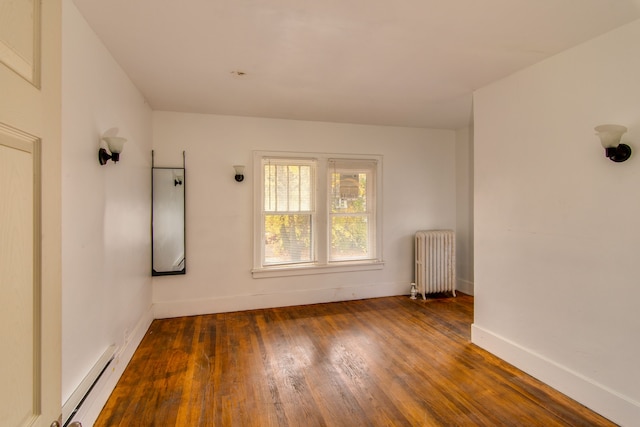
[
  {"x1": 594, "y1": 124, "x2": 632, "y2": 163},
  {"x1": 233, "y1": 165, "x2": 245, "y2": 182},
  {"x1": 99, "y1": 135, "x2": 127, "y2": 165},
  {"x1": 595, "y1": 124, "x2": 627, "y2": 148},
  {"x1": 103, "y1": 136, "x2": 127, "y2": 154}
]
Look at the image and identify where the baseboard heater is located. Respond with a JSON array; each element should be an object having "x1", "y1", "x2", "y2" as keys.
[
  {"x1": 415, "y1": 229, "x2": 456, "y2": 299},
  {"x1": 62, "y1": 345, "x2": 116, "y2": 426}
]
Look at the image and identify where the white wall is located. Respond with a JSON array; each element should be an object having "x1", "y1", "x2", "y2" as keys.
[
  {"x1": 473, "y1": 19, "x2": 640, "y2": 426},
  {"x1": 152, "y1": 112, "x2": 457, "y2": 317},
  {"x1": 61, "y1": 0, "x2": 153, "y2": 422},
  {"x1": 456, "y1": 125, "x2": 474, "y2": 294}
]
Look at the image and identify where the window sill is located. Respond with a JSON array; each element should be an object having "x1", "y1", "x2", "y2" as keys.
[{"x1": 252, "y1": 260, "x2": 385, "y2": 279}]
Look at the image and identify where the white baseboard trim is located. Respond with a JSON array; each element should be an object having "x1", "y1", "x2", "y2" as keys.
[
  {"x1": 62, "y1": 345, "x2": 117, "y2": 423},
  {"x1": 471, "y1": 324, "x2": 640, "y2": 426},
  {"x1": 153, "y1": 282, "x2": 407, "y2": 319},
  {"x1": 456, "y1": 278, "x2": 474, "y2": 295},
  {"x1": 66, "y1": 305, "x2": 154, "y2": 427}
]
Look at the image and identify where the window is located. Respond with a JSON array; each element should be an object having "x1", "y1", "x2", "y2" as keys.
[
  {"x1": 263, "y1": 158, "x2": 316, "y2": 266},
  {"x1": 253, "y1": 152, "x2": 383, "y2": 277},
  {"x1": 328, "y1": 159, "x2": 377, "y2": 262}
]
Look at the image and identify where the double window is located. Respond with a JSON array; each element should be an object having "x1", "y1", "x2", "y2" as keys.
[{"x1": 253, "y1": 152, "x2": 383, "y2": 277}]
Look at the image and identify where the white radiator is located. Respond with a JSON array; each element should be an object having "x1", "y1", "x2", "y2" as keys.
[{"x1": 415, "y1": 230, "x2": 456, "y2": 299}]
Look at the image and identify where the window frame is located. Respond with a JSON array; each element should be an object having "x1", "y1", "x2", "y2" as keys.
[
  {"x1": 252, "y1": 151, "x2": 384, "y2": 278},
  {"x1": 262, "y1": 157, "x2": 317, "y2": 267},
  {"x1": 327, "y1": 158, "x2": 378, "y2": 263}
]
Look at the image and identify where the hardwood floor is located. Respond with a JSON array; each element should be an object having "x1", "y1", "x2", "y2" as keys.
[{"x1": 95, "y1": 295, "x2": 615, "y2": 426}]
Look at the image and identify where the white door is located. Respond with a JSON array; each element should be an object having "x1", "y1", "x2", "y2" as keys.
[{"x1": 0, "y1": 1, "x2": 63, "y2": 426}]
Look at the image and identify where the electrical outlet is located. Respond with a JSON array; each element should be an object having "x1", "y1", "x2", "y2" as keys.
[{"x1": 123, "y1": 328, "x2": 130, "y2": 345}]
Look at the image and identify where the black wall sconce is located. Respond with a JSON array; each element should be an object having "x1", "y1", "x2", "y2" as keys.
[
  {"x1": 595, "y1": 124, "x2": 632, "y2": 162},
  {"x1": 99, "y1": 136, "x2": 127, "y2": 165},
  {"x1": 234, "y1": 165, "x2": 245, "y2": 182}
]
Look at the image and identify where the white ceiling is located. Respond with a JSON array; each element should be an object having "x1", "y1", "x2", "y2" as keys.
[{"x1": 72, "y1": 0, "x2": 640, "y2": 129}]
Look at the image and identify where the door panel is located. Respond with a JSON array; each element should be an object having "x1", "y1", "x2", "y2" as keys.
[
  {"x1": 0, "y1": 129, "x2": 40, "y2": 426},
  {"x1": 0, "y1": 0, "x2": 40, "y2": 85}
]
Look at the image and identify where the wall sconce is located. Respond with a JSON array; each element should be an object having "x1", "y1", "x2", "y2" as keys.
[
  {"x1": 173, "y1": 170, "x2": 183, "y2": 186},
  {"x1": 99, "y1": 136, "x2": 127, "y2": 165},
  {"x1": 595, "y1": 124, "x2": 632, "y2": 162},
  {"x1": 233, "y1": 165, "x2": 245, "y2": 182}
]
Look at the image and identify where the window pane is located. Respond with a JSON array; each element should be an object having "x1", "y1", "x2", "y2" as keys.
[
  {"x1": 331, "y1": 172, "x2": 367, "y2": 213},
  {"x1": 330, "y1": 215, "x2": 369, "y2": 260},
  {"x1": 264, "y1": 163, "x2": 313, "y2": 213},
  {"x1": 264, "y1": 214, "x2": 312, "y2": 264}
]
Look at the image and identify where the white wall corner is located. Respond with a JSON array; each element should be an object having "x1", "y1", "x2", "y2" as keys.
[
  {"x1": 66, "y1": 305, "x2": 154, "y2": 426},
  {"x1": 471, "y1": 324, "x2": 640, "y2": 426},
  {"x1": 456, "y1": 278, "x2": 474, "y2": 295}
]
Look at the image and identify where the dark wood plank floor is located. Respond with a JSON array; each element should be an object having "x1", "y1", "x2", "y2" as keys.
[{"x1": 95, "y1": 294, "x2": 615, "y2": 426}]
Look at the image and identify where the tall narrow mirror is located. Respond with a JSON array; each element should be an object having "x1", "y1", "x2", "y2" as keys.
[{"x1": 152, "y1": 167, "x2": 186, "y2": 275}]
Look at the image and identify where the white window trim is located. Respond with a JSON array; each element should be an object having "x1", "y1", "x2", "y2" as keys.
[{"x1": 252, "y1": 150, "x2": 384, "y2": 278}]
